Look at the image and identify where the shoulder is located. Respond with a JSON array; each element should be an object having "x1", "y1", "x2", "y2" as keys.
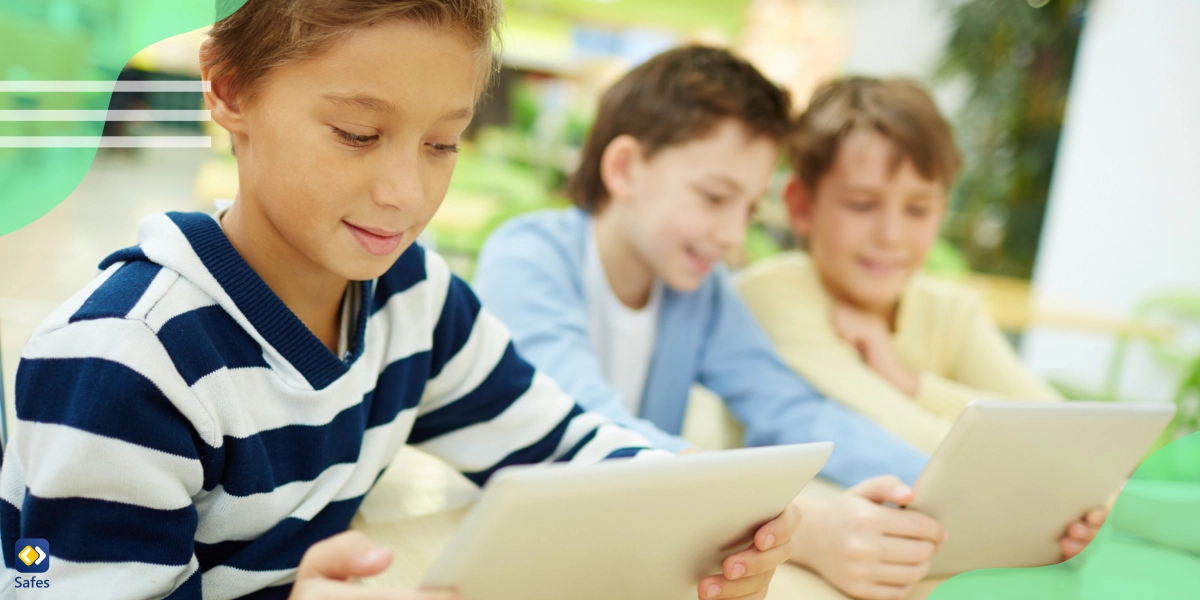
[
  {"x1": 479, "y1": 208, "x2": 587, "y2": 269},
  {"x1": 905, "y1": 273, "x2": 986, "y2": 318},
  {"x1": 20, "y1": 256, "x2": 221, "y2": 443},
  {"x1": 734, "y1": 251, "x2": 829, "y2": 316}
]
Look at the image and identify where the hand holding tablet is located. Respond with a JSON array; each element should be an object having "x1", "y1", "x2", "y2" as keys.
[
  {"x1": 422, "y1": 443, "x2": 833, "y2": 600},
  {"x1": 909, "y1": 400, "x2": 1175, "y2": 576}
]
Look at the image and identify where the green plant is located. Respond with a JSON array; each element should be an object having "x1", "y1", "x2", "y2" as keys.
[{"x1": 937, "y1": 0, "x2": 1087, "y2": 278}]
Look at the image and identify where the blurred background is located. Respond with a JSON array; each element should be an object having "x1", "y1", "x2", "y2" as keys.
[{"x1": 2, "y1": 0, "x2": 1199, "y2": 443}]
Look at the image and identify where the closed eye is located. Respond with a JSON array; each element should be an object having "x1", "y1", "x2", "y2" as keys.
[
  {"x1": 428, "y1": 143, "x2": 459, "y2": 155},
  {"x1": 331, "y1": 126, "x2": 379, "y2": 147}
]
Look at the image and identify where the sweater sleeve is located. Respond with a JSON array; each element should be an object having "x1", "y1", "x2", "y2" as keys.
[
  {"x1": 736, "y1": 263, "x2": 954, "y2": 455},
  {"x1": 914, "y1": 291, "x2": 1062, "y2": 420},
  {"x1": 409, "y1": 254, "x2": 670, "y2": 487},
  {"x1": 1, "y1": 319, "x2": 207, "y2": 600},
  {"x1": 698, "y1": 270, "x2": 929, "y2": 487},
  {"x1": 470, "y1": 221, "x2": 692, "y2": 453}
]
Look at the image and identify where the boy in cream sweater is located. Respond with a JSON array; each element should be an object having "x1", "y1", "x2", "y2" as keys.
[{"x1": 738, "y1": 76, "x2": 1061, "y2": 455}]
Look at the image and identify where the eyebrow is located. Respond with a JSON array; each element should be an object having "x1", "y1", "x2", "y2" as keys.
[
  {"x1": 322, "y1": 93, "x2": 399, "y2": 115},
  {"x1": 321, "y1": 93, "x2": 475, "y2": 123}
]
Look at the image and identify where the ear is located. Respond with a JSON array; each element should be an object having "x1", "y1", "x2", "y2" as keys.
[
  {"x1": 200, "y1": 41, "x2": 248, "y2": 138},
  {"x1": 598, "y1": 134, "x2": 644, "y2": 205},
  {"x1": 783, "y1": 174, "x2": 816, "y2": 238}
]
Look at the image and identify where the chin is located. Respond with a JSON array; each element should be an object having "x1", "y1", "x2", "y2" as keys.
[{"x1": 663, "y1": 272, "x2": 705, "y2": 294}]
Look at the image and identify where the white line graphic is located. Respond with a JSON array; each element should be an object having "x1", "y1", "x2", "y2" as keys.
[
  {"x1": 0, "y1": 110, "x2": 211, "y2": 121},
  {"x1": 0, "y1": 81, "x2": 211, "y2": 92},
  {"x1": 0, "y1": 136, "x2": 212, "y2": 148}
]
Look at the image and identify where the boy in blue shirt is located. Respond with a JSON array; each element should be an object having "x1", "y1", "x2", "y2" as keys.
[
  {"x1": 475, "y1": 51, "x2": 1104, "y2": 599},
  {"x1": 0, "y1": 3, "x2": 799, "y2": 599}
]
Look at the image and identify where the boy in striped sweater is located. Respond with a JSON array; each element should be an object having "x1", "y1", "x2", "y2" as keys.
[{"x1": 0, "y1": 1, "x2": 800, "y2": 599}]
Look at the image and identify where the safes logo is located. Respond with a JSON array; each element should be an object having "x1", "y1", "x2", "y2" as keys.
[{"x1": 14, "y1": 539, "x2": 49, "y2": 574}]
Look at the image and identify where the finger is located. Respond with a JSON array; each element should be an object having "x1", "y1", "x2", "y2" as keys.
[
  {"x1": 723, "y1": 539, "x2": 793, "y2": 580},
  {"x1": 879, "y1": 509, "x2": 944, "y2": 543},
  {"x1": 1086, "y1": 508, "x2": 1108, "y2": 527},
  {"x1": 1066, "y1": 522, "x2": 1098, "y2": 543},
  {"x1": 849, "y1": 475, "x2": 912, "y2": 506},
  {"x1": 678, "y1": 448, "x2": 703, "y2": 456},
  {"x1": 878, "y1": 536, "x2": 938, "y2": 566},
  {"x1": 755, "y1": 501, "x2": 802, "y2": 552},
  {"x1": 1060, "y1": 537, "x2": 1085, "y2": 560},
  {"x1": 697, "y1": 570, "x2": 773, "y2": 599},
  {"x1": 296, "y1": 531, "x2": 392, "y2": 582},
  {"x1": 872, "y1": 562, "x2": 930, "y2": 586}
]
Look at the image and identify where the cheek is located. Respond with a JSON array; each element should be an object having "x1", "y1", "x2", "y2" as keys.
[
  {"x1": 912, "y1": 218, "x2": 942, "y2": 255},
  {"x1": 812, "y1": 212, "x2": 868, "y2": 265}
]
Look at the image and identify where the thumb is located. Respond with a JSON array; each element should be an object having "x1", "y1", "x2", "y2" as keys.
[
  {"x1": 296, "y1": 530, "x2": 393, "y2": 582},
  {"x1": 849, "y1": 475, "x2": 913, "y2": 505}
]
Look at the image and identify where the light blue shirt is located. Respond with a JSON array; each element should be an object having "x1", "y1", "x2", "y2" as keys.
[{"x1": 474, "y1": 208, "x2": 929, "y2": 487}]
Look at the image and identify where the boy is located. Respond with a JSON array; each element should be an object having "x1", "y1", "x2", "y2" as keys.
[
  {"x1": 737, "y1": 77, "x2": 1105, "y2": 597},
  {"x1": 0, "y1": 3, "x2": 798, "y2": 599},
  {"x1": 738, "y1": 76, "x2": 1062, "y2": 455},
  {"x1": 475, "y1": 57, "x2": 1105, "y2": 599},
  {"x1": 473, "y1": 46, "x2": 953, "y2": 600}
]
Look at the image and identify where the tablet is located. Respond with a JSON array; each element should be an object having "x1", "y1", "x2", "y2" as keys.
[
  {"x1": 421, "y1": 442, "x2": 832, "y2": 600},
  {"x1": 910, "y1": 400, "x2": 1175, "y2": 576}
]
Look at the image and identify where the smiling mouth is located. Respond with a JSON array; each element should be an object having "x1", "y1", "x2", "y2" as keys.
[
  {"x1": 684, "y1": 246, "x2": 717, "y2": 274},
  {"x1": 857, "y1": 257, "x2": 907, "y2": 276},
  {"x1": 345, "y1": 221, "x2": 406, "y2": 256}
]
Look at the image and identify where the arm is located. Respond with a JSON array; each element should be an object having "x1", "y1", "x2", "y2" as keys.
[
  {"x1": 752, "y1": 304, "x2": 953, "y2": 455},
  {"x1": 2, "y1": 320, "x2": 205, "y2": 599},
  {"x1": 824, "y1": 294, "x2": 1059, "y2": 424},
  {"x1": 410, "y1": 263, "x2": 670, "y2": 485},
  {"x1": 926, "y1": 293, "x2": 1062, "y2": 415},
  {"x1": 697, "y1": 272, "x2": 928, "y2": 488},
  {"x1": 471, "y1": 222, "x2": 691, "y2": 452}
]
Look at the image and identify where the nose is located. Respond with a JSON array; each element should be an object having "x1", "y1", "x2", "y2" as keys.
[
  {"x1": 876, "y1": 206, "x2": 905, "y2": 246},
  {"x1": 713, "y1": 207, "x2": 749, "y2": 252},
  {"x1": 373, "y1": 144, "x2": 426, "y2": 212}
]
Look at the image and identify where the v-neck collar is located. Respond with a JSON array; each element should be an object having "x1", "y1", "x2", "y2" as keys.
[{"x1": 166, "y1": 211, "x2": 372, "y2": 390}]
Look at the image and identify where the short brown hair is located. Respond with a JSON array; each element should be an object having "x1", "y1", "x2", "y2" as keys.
[
  {"x1": 203, "y1": 0, "x2": 503, "y2": 104},
  {"x1": 568, "y1": 45, "x2": 793, "y2": 213},
  {"x1": 790, "y1": 77, "x2": 961, "y2": 191}
]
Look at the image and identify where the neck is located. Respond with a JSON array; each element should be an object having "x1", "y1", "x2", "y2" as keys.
[
  {"x1": 817, "y1": 271, "x2": 901, "y2": 331},
  {"x1": 592, "y1": 208, "x2": 656, "y2": 310},
  {"x1": 222, "y1": 195, "x2": 348, "y2": 352}
]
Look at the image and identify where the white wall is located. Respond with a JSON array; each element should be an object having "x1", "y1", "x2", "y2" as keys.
[
  {"x1": 841, "y1": 0, "x2": 965, "y2": 114},
  {"x1": 1022, "y1": 0, "x2": 1200, "y2": 401}
]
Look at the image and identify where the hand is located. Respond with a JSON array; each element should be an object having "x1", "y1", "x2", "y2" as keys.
[
  {"x1": 697, "y1": 500, "x2": 802, "y2": 599},
  {"x1": 289, "y1": 531, "x2": 460, "y2": 600},
  {"x1": 791, "y1": 476, "x2": 946, "y2": 600},
  {"x1": 1059, "y1": 507, "x2": 1108, "y2": 560},
  {"x1": 831, "y1": 304, "x2": 919, "y2": 396}
]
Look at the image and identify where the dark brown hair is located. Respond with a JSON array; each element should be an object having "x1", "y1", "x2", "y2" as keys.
[
  {"x1": 567, "y1": 45, "x2": 793, "y2": 213},
  {"x1": 790, "y1": 77, "x2": 961, "y2": 190},
  {"x1": 202, "y1": 0, "x2": 503, "y2": 104}
]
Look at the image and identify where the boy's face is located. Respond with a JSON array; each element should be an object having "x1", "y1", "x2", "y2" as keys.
[
  {"x1": 618, "y1": 119, "x2": 778, "y2": 292},
  {"x1": 786, "y1": 128, "x2": 946, "y2": 315},
  {"x1": 219, "y1": 21, "x2": 483, "y2": 281}
]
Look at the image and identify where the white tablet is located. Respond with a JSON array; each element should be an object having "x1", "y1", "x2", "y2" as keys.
[
  {"x1": 421, "y1": 442, "x2": 832, "y2": 600},
  {"x1": 910, "y1": 400, "x2": 1175, "y2": 576}
]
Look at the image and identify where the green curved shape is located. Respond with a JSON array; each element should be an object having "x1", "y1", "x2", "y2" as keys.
[
  {"x1": 930, "y1": 431, "x2": 1200, "y2": 600},
  {"x1": 0, "y1": 0, "x2": 246, "y2": 235}
]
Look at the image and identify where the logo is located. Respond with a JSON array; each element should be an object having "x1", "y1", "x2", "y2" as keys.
[{"x1": 14, "y1": 539, "x2": 49, "y2": 574}]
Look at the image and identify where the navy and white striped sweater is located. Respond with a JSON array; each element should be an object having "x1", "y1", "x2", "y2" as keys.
[{"x1": 0, "y1": 212, "x2": 662, "y2": 599}]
